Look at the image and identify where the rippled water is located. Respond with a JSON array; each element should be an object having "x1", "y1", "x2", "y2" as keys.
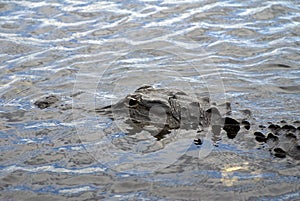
[{"x1": 1, "y1": 0, "x2": 300, "y2": 200}]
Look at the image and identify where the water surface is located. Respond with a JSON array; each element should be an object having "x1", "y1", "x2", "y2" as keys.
[{"x1": 1, "y1": 0, "x2": 300, "y2": 200}]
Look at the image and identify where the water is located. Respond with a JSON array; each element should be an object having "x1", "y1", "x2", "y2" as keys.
[{"x1": 1, "y1": 0, "x2": 300, "y2": 200}]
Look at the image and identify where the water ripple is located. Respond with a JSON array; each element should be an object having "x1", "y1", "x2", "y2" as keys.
[{"x1": 1, "y1": 0, "x2": 300, "y2": 200}]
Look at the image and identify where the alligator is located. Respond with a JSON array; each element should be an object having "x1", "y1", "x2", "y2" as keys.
[
  {"x1": 34, "y1": 85, "x2": 300, "y2": 159},
  {"x1": 95, "y1": 85, "x2": 300, "y2": 160}
]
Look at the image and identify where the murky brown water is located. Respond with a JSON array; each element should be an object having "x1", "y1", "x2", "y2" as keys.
[{"x1": 1, "y1": 1, "x2": 300, "y2": 200}]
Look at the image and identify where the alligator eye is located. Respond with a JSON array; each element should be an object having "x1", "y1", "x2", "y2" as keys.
[{"x1": 128, "y1": 98, "x2": 138, "y2": 107}]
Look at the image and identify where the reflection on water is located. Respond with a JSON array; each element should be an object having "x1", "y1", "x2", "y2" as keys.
[{"x1": 1, "y1": 0, "x2": 300, "y2": 200}]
